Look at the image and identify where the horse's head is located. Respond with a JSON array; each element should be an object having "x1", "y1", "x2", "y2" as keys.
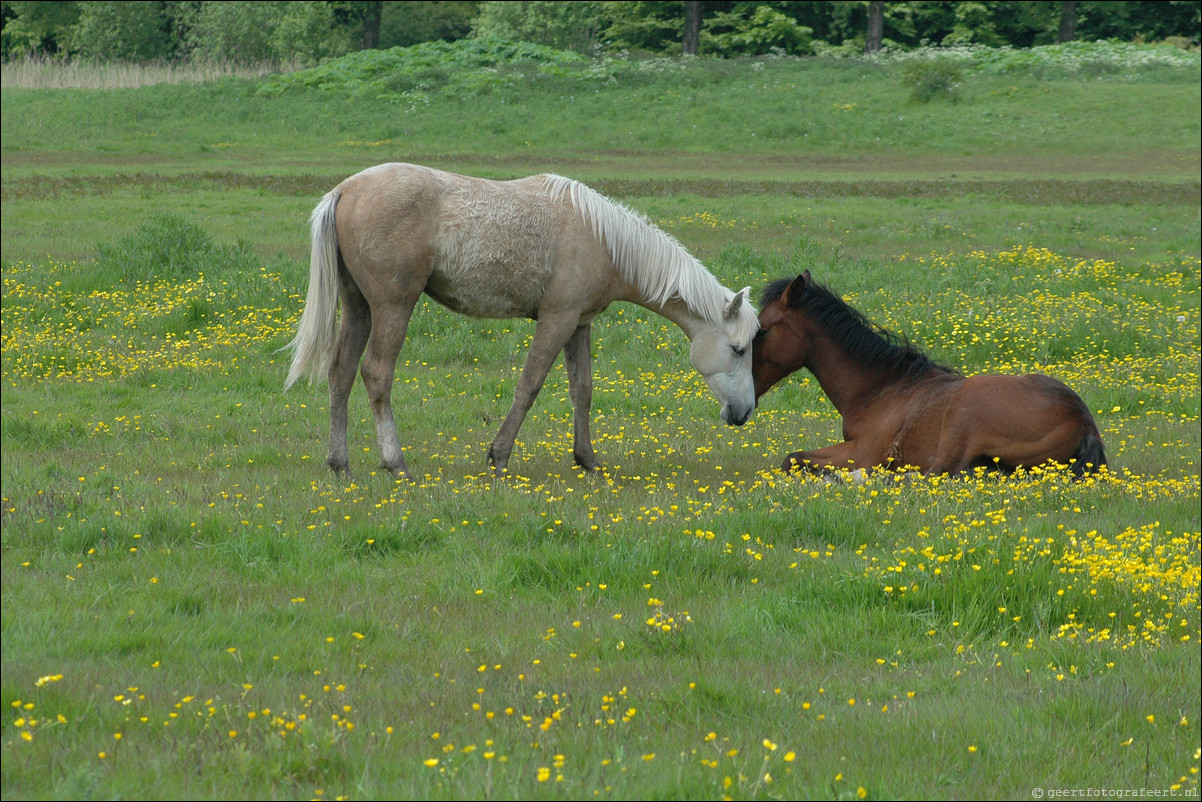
[
  {"x1": 753, "y1": 271, "x2": 813, "y2": 400},
  {"x1": 689, "y1": 287, "x2": 758, "y2": 426}
]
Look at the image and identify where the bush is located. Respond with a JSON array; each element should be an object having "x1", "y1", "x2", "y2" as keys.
[
  {"x1": 94, "y1": 213, "x2": 257, "y2": 285},
  {"x1": 902, "y1": 59, "x2": 964, "y2": 103},
  {"x1": 256, "y1": 36, "x2": 582, "y2": 100}
]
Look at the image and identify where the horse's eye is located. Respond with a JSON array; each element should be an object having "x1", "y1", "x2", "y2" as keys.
[{"x1": 732, "y1": 345, "x2": 746, "y2": 357}]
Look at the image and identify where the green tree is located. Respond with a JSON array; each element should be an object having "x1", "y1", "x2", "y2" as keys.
[
  {"x1": 380, "y1": 1, "x2": 478, "y2": 47},
  {"x1": 65, "y1": 0, "x2": 173, "y2": 60},
  {"x1": 943, "y1": 0, "x2": 1003, "y2": 45},
  {"x1": 702, "y1": 4, "x2": 813, "y2": 55},
  {"x1": 270, "y1": 0, "x2": 354, "y2": 64},
  {"x1": 601, "y1": 0, "x2": 682, "y2": 53},
  {"x1": 176, "y1": 0, "x2": 355, "y2": 65},
  {"x1": 176, "y1": 0, "x2": 280, "y2": 63},
  {"x1": 1, "y1": 0, "x2": 80, "y2": 56},
  {"x1": 472, "y1": 1, "x2": 607, "y2": 54}
]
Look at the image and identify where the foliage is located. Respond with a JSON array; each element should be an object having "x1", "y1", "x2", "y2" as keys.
[
  {"x1": 267, "y1": 0, "x2": 356, "y2": 66},
  {"x1": 59, "y1": 0, "x2": 172, "y2": 61},
  {"x1": 174, "y1": 0, "x2": 283, "y2": 64},
  {"x1": 2, "y1": 1, "x2": 1200, "y2": 62},
  {"x1": 93, "y1": 212, "x2": 258, "y2": 287},
  {"x1": 943, "y1": 0, "x2": 1004, "y2": 46},
  {"x1": 379, "y1": 0, "x2": 478, "y2": 48},
  {"x1": 868, "y1": 39, "x2": 1202, "y2": 81},
  {"x1": 176, "y1": 0, "x2": 355, "y2": 66},
  {"x1": 598, "y1": 0, "x2": 681, "y2": 54},
  {"x1": 246, "y1": 37, "x2": 1198, "y2": 111},
  {"x1": 902, "y1": 58, "x2": 964, "y2": 103},
  {"x1": 700, "y1": 5, "x2": 814, "y2": 57},
  {"x1": 0, "y1": 0, "x2": 80, "y2": 55},
  {"x1": 472, "y1": 0, "x2": 607, "y2": 54},
  {"x1": 256, "y1": 35, "x2": 582, "y2": 100}
]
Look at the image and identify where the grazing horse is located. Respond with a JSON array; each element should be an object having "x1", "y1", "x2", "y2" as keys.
[
  {"x1": 284, "y1": 163, "x2": 758, "y2": 477},
  {"x1": 752, "y1": 271, "x2": 1107, "y2": 477}
]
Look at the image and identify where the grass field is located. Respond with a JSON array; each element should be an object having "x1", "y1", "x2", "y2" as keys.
[{"x1": 2, "y1": 44, "x2": 1199, "y2": 800}]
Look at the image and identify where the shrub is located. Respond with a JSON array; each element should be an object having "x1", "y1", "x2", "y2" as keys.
[
  {"x1": 94, "y1": 213, "x2": 257, "y2": 285},
  {"x1": 902, "y1": 59, "x2": 964, "y2": 103}
]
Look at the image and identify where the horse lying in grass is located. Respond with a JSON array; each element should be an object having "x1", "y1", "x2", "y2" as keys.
[
  {"x1": 284, "y1": 163, "x2": 758, "y2": 478},
  {"x1": 752, "y1": 270, "x2": 1107, "y2": 478}
]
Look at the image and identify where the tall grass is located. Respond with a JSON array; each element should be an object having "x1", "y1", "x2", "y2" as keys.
[{"x1": 0, "y1": 53, "x2": 299, "y2": 89}]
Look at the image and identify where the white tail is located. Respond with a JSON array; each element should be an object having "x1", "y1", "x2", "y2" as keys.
[{"x1": 283, "y1": 189, "x2": 342, "y2": 389}]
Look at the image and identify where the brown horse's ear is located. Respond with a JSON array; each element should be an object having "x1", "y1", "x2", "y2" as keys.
[{"x1": 785, "y1": 272, "x2": 810, "y2": 307}]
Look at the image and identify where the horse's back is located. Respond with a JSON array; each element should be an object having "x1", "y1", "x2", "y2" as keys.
[{"x1": 332, "y1": 164, "x2": 600, "y2": 319}]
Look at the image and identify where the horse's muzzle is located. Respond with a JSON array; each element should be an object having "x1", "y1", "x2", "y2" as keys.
[{"x1": 723, "y1": 404, "x2": 754, "y2": 427}]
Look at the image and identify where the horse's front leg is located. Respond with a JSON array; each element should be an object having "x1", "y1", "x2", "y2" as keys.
[
  {"x1": 780, "y1": 441, "x2": 871, "y2": 475},
  {"x1": 489, "y1": 313, "x2": 580, "y2": 473},
  {"x1": 563, "y1": 322, "x2": 601, "y2": 472}
]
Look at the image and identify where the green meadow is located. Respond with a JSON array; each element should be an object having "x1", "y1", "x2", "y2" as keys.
[{"x1": 1, "y1": 43, "x2": 1199, "y2": 800}]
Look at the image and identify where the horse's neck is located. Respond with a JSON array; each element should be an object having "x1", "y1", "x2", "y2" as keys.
[
  {"x1": 636, "y1": 297, "x2": 710, "y2": 340},
  {"x1": 629, "y1": 298, "x2": 697, "y2": 339},
  {"x1": 804, "y1": 327, "x2": 891, "y2": 416}
]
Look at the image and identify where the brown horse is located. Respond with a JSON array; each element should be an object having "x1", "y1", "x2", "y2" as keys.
[
  {"x1": 752, "y1": 271, "x2": 1107, "y2": 477},
  {"x1": 284, "y1": 164, "x2": 759, "y2": 478}
]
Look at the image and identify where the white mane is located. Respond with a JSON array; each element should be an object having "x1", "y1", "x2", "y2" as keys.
[{"x1": 544, "y1": 174, "x2": 757, "y2": 340}]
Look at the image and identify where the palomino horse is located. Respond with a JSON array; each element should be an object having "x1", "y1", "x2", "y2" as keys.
[
  {"x1": 285, "y1": 163, "x2": 758, "y2": 477},
  {"x1": 752, "y1": 271, "x2": 1107, "y2": 477}
]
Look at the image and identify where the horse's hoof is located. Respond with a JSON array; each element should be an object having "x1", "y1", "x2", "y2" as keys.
[
  {"x1": 327, "y1": 459, "x2": 351, "y2": 476},
  {"x1": 488, "y1": 442, "x2": 516, "y2": 475},
  {"x1": 380, "y1": 463, "x2": 413, "y2": 482},
  {"x1": 574, "y1": 454, "x2": 602, "y2": 472}
]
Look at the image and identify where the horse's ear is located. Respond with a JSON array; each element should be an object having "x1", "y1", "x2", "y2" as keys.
[
  {"x1": 785, "y1": 273, "x2": 810, "y2": 307},
  {"x1": 725, "y1": 286, "x2": 750, "y2": 319}
]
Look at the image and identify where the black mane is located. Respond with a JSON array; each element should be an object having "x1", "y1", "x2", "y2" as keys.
[{"x1": 762, "y1": 277, "x2": 958, "y2": 381}]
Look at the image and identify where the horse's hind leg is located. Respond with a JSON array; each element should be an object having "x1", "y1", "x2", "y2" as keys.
[
  {"x1": 327, "y1": 282, "x2": 372, "y2": 475},
  {"x1": 563, "y1": 322, "x2": 601, "y2": 471},
  {"x1": 359, "y1": 295, "x2": 422, "y2": 478},
  {"x1": 489, "y1": 312, "x2": 580, "y2": 473}
]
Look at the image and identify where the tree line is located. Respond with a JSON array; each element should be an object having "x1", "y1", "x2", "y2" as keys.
[{"x1": 2, "y1": 1, "x2": 1198, "y2": 64}]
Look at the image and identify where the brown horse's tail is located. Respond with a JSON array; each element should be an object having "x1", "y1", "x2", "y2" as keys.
[
  {"x1": 283, "y1": 188, "x2": 342, "y2": 389},
  {"x1": 1070, "y1": 432, "x2": 1108, "y2": 478}
]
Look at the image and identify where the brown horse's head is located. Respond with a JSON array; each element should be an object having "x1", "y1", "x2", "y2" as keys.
[{"x1": 752, "y1": 270, "x2": 813, "y2": 400}]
